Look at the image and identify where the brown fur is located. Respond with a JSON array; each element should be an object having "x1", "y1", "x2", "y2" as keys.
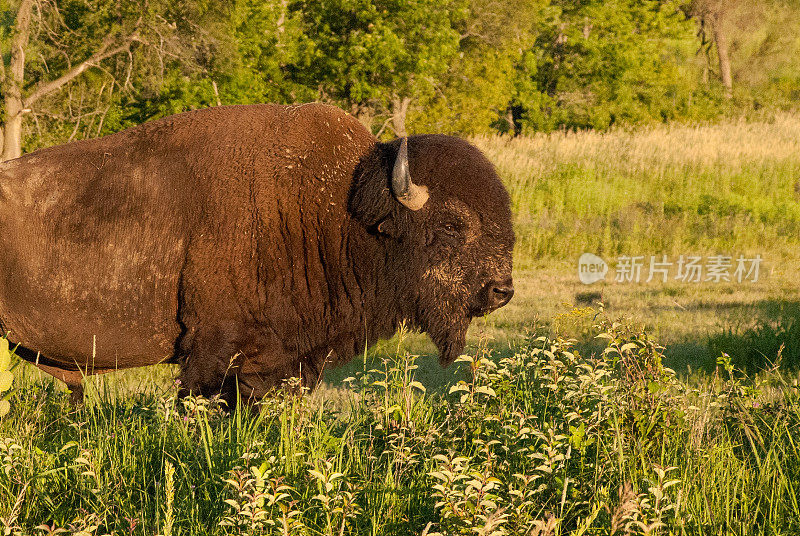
[{"x1": 0, "y1": 103, "x2": 514, "y2": 404}]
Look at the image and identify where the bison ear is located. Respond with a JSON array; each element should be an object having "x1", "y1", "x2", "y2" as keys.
[{"x1": 376, "y1": 217, "x2": 399, "y2": 238}]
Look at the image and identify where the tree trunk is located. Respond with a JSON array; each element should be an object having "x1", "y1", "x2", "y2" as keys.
[
  {"x1": 711, "y1": 12, "x2": 733, "y2": 99},
  {"x1": 1, "y1": 0, "x2": 35, "y2": 161},
  {"x1": 505, "y1": 107, "x2": 517, "y2": 136},
  {"x1": 2, "y1": 104, "x2": 24, "y2": 161},
  {"x1": 391, "y1": 96, "x2": 412, "y2": 138}
]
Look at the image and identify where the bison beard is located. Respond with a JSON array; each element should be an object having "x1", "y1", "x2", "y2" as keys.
[
  {"x1": 0, "y1": 104, "x2": 515, "y2": 406},
  {"x1": 427, "y1": 316, "x2": 470, "y2": 368},
  {"x1": 417, "y1": 265, "x2": 473, "y2": 367}
]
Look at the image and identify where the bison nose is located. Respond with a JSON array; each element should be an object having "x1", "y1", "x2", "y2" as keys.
[{"x1": 488, "y1": 280, "x2": 514, "y2": 309}]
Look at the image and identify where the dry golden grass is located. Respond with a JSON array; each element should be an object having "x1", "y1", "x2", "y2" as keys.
[{"x1": 474, "y1": 113, "x2": 800, "y2": 173}]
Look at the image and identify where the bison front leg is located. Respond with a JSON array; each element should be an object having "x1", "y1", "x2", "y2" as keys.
[
  {"x1": 176, "y1": 323, "x2": 245, "y2": 409},
  {"x1": 176, "y1": 321, "x2": 295, "y2": 409},
  {"x1": 175, "y1": 276, "x2": 315, "y2": 407},
  {"x1": 235, "y1": 348, "x2": 325, "y2": 402}
]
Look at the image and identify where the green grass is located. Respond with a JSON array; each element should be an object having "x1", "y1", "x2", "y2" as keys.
[
  {"x1": 3, "y1": 114, "x2": 800, "y2": 534},
  {"x1": 1, "y1": 316, "x2": 799, "y2": 534}
]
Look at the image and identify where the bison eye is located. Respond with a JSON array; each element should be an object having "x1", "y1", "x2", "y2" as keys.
[{"x1": 441, "y1": 222, "x2": 461, "y2": 238}]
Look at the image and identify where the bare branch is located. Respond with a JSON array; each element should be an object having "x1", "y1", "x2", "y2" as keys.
[
  {"x1": 31, "y1": 110, "x2": 43, "y2": 138},
  {"x1": 211, "y1": 80, "x2": 222, "y2": 106},
  {"x1": 123, "y1": 48, "x2": 134, "y2": 90},
  {"x1": 374, "y1": 115, "x2": 394, "y2": 138},
  {"x1": 96, "y1": 104, "x2": 112, "y2": 137},
  {"x1": 24, "y1": 32, "x2": 140, "y2": 108},
  {"x1": 67, "y1": 87, "x2": 85, "y2": 141}
]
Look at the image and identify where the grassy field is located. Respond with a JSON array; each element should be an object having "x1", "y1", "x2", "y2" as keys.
[
  {"x1": 2, "y1": 115, "x2": 800, "y2": 534},
  {"x1": 478, "y1": 115, "x2": 800, "y2": 372}
]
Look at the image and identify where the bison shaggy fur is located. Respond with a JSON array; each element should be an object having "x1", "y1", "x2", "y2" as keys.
[{"x1": 0, "y1": 103, "x2": 515, "y2": 404}]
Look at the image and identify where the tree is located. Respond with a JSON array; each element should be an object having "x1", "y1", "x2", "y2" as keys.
[
  {"x1": 0, "y1": 0, "x2": 145, "y2": 160},
  {"x1": 730, "y1": 1, "x2": 800, "y2": 108},
  {"x1": 0, "y1": 0, "x2": 235, "y2": 160},
  {"x1": 515, "y1": 0, "x2": 703, "y2": 131},
  {"x1": 294, "y1": 0, "x2": 464, "y2": 136},
  {"x1": 683, "y1": 0, "x2": 800, "y2": 106},
  {"x1": 412, "y1": 0, "x2": 547, "y2": 135},
  {"x1": 215, "y1": 0, "x2": 315, "y2": 106},
  {"x1": 684, "y1": 0, "x2": 733, "y2": 98}
]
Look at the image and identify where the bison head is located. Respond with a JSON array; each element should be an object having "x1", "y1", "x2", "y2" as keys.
[{"x1": 349, "y1": 135, "x2": 515, "y2": 366}]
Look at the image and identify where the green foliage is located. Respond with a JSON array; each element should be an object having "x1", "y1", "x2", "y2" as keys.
[
  {"x1": 0, "y1": 0, "x2": 240, "y2": 149},
  {"x1": 518, "y1": 0, "x2": 715, "y2": 131},
  {"x1": 411, "y1": 0, "x2": 548, "y2": 135},
  {"x1": 222, "y1": 0, "x2": 316, "y2": 105},
  {"x1": 4, "y1": 0, "x2": 800, "y2": 152},
  {"x1": 293, "y1": 0, "x2": 464, "y2": 129}
]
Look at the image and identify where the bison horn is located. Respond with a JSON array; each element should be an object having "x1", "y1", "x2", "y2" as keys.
[{"x1": 392, "y1": 137, "x2": 429, "y2": 211}]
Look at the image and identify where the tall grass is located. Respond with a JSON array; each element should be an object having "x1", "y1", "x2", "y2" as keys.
[
  {"x1": 472, "y1": 114, "x2": 800, "y2": 267},
  {"x1": 1, "y1": 312, "x2": 798, "y2": 535}
]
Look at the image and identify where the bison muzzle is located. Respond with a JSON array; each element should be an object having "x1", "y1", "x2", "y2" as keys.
[{"x1": 0, "y1": 103, "x2": 515, "y2": 405}]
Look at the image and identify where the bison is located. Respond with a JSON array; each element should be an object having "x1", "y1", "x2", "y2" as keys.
[{"x1": 0, "y1": 103, "x2": 514, "y2": 405}]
